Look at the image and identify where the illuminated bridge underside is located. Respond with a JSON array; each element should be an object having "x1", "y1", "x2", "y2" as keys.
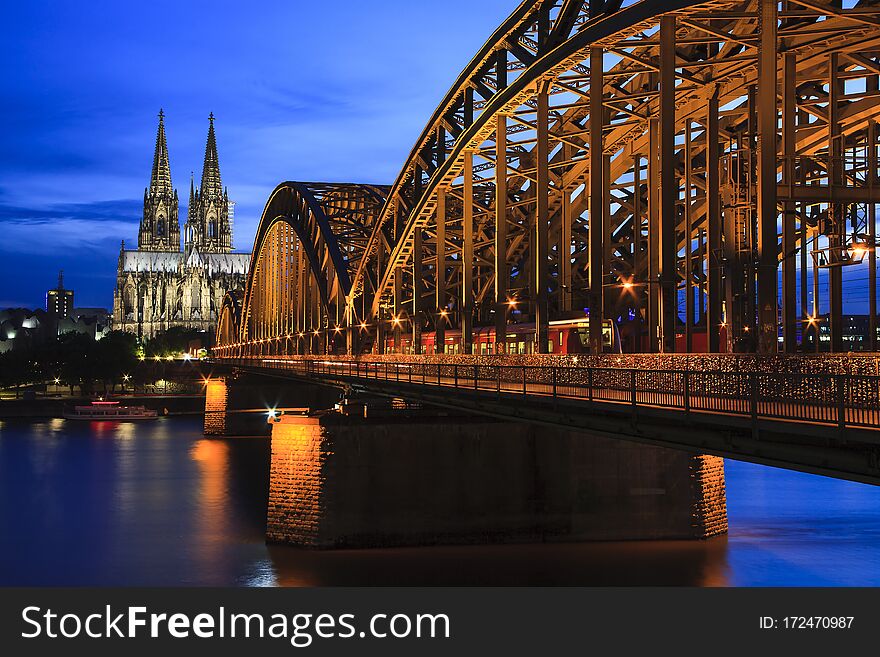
[{"x1": 218, "y1": 0, "x2": 880, "y2": 359}]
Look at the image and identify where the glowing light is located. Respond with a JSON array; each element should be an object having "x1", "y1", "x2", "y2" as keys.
[
  {"x1": 440, "y1": 309, "x2": 448, "y2": 317},
  {"x1": 53, "y1": 377, "x2": 60, "y2": 384},
  {"x1": 314, "y1": 329, "x2": 320, "y2": 335},
  {"x1": 153, "y1": 356, "x2": 161, "y2": 362},
  {"x1": 138, "y1": 356, "x2": 145, "y2": 362},
  {"x1": 183, "y1": 353, "x2": 192, "y2": 361},
  {"x1": 360, "y1": 322, "x2": 368, "y2": 330},
  {"x1": 123, "y1": 374, "x2": 130, "y2": 381},
  {"x1": 506, "y1": 298, "x2": 517, "y2": 308},
  {"x1": 392, "y1": 316, "x2": 402, "y2": 326},
  {"x1": 166, "y1": 355, "x2": 174, "y2": 361},
  {"x1": 622, "y1": 281, "x2": 634, "y2": 290},
  {"x1": 298, "y1": 332, "x2": 304, "y2": 338},
  {"x1": 744, "y1": 326, "x2": 750, "y2": 332},
  {"x1": 334, "y1": 326, "x2": 342, "y2": 333}
]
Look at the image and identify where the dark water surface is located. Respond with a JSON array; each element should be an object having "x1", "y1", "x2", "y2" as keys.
[{"x1": 1, "y1": 416, "x2": 878, "y2": 586}]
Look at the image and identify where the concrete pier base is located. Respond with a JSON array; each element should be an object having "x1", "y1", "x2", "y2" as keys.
[{"x1": 267, "y1": 412, "x2": 727, "y2": 548}]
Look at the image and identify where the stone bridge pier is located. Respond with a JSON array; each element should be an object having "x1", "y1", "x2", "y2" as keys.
[
  {"x1": 266, "y1": 406, "x2": 728, "y2": 548},
  {"x1": 202, "y1": 373, "x2": 342, "y2": 436}
]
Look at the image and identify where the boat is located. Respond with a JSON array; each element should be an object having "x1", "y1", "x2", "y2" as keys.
[{"x1": 63, "y1": 400, "x2": 159, "y2": 421}]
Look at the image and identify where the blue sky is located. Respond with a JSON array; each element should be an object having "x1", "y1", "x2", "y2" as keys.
[{"x1": 0, "y1": 0, "x2": 516, "y2": 309}]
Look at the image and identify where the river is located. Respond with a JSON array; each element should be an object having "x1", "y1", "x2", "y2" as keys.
[{"x1": 1, "y1": 416, "x2": 878, "y2": 586}]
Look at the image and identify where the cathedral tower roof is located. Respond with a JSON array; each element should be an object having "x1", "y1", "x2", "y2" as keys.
[
  {"x1": 200, "y1": 113, "x2": 223, "y2": 199},
  {"x1": 150, "y1": 109, "x2": 173, "y2": 196},
  {"x1": 140, "y1": 109, "x2": 180, "y2": 252}
]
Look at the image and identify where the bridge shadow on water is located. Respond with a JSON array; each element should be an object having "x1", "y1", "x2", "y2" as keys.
[{"x1": 265, "y1": 538, "x2": 730, "y2": 587}]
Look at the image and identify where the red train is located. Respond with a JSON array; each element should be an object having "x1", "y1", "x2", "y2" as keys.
[{"x1": 381, "y1": 319, "x2": 621, "y2": 355}]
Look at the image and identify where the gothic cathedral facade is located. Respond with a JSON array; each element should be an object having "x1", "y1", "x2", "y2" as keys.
[{"x1": 113, "y1": 111, "x2": 250, "y2": 339}]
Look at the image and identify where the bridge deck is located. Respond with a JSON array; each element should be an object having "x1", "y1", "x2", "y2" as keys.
[
  {"x1": 243, "y1": 358, "x2": 880, "y2": 430},
  {"x1": 211, "y1": 357, "x2": 880, "y2": 485}
]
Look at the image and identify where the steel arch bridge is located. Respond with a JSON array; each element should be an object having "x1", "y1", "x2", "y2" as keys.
[{"x1": 217, "y1": 0, "x2": 880, "y2": 359}]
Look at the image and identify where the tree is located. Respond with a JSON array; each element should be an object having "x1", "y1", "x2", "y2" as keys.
[
  {"x1": 143, "y1": 326, "x2": 207, "y2": 357},
  {"x1": 94, "y1": 331, "x2": 139, "y2": 393}
]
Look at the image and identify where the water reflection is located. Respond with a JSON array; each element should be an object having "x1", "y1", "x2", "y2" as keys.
[{"x1": 1, "y1": 417, "x2": 879, "y2": 586}]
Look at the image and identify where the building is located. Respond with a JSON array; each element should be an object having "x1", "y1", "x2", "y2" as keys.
[
  {"x1": 802, "y1": 314, "x2": 880, "y2": 352},
  {"x1": 113, "y1": 111, "x2": 250, "y2": 339},
  {"x1": 46, "y1": 271, "x2": 74, "y2": 319},
  {"x1": 58, "y1": 307, "x2": 112, "y2": 342},
  {"x1": 1, "y1": 295, "x2": 111, "y2": 353}
]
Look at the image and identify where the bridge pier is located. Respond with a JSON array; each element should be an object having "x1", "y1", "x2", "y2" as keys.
[
  {"x1": 203, "y1": 374, "x2": 342, "y2": 436},
  {"x1": 267, "y1": 410, "x2": 727, "y2": 548}
]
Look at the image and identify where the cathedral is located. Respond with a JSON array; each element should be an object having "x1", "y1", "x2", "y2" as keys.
[{"x1": 113, "y1": 111, "x2": 251, "y2": 339}]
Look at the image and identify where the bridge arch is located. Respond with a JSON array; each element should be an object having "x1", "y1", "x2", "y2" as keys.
[
  {"x1": 215, "y1": 291, "x2": 242, "y2": 357},
  {"x1": 222, "y1": 182, "x2": 386, "y2": 357}
]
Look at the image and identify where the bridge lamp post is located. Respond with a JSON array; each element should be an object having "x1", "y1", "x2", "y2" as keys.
[
  {"x1": 333, "y1": 325, "x2": 342, "y2": 355},
  {"x1": 390, "y1": 315, "x2": 404, "y2": 354},
  {"x1": 804, "y1": 316, "x2": 821, "y2": 354},
  {"x1": 494, "y1": 298, "x2": 517, "y2": 355}
]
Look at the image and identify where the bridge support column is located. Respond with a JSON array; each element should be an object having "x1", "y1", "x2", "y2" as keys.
[
  {"x1": 495, "y1": 114, "x2": 509, "y2": 354},
  {"x1": 706, "y1": 91, "x2": 723, "y2": 352},
  {"x1": 648, "y1": 116, "x2": 660, "y2": 353},
  {"x1": 781, "y1": 51, "x2": 797, "y2": 353},
  {"x1": 828, "y1": 52, "x2": 844, "y2": 353},
  {"x1": 462, "y1": 152, "x2": 475, "y2": 355},
  {"x1": 534, "y1": 81, "x2": 550, "y2": 354},
  {"x1": 435, "y1": 189, "x2": 447, "y2": 354},
  {"x1": 658, "y1": 15, "x2": 677, "y2": 353},
  {"x1": 589, "y1": 47, "x2": 605, "y2": 354},
  {"x1": 756, "y1": 0, "x2": 779, "y2": 354},
  {"x1": 267, "y1": 412, "x2": 728, "y2": 548},
  {"x1": 412, "y1": 227, "x2": 423, "y2": 354}
]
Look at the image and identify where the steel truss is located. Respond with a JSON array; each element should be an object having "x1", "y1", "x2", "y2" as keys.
[{"x1": 217, "y1": 0, "x2": 880, "y2": 358}]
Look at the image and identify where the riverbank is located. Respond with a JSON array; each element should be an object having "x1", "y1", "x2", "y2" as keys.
[{"x1": 0, "y1": 394, "x2": 206, "y2": 419}]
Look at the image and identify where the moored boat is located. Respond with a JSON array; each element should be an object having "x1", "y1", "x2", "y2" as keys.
[{"x1": 63, "y1": 400, "x2": 158, "y2": 421}]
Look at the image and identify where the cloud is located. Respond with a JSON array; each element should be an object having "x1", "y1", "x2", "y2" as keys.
[
  {"x1": 0, "y1": 199, "x2": 141, "y2": 223},
  {"x1": 0, "y1": 199, "x2": 141, "y2": 255}
]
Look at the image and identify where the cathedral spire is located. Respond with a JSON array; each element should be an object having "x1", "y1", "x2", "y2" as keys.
[
  {"x1": 150, "y1": 109, "x2": 173, "y2": 196},
  {"x1": 186, "y1": 112, "x2": 232, "y2": 254},
  {"x1": 140, "y1": 109, "x2": 180, "y2": 252},
  {"x1": 200, "y1": 112, "x2": 223, "y2": 199}
]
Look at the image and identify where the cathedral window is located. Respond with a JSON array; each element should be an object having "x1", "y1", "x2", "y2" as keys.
[
  {"x1": 208, "y1": 219, "x2": 217, "y2": 239},
  {"x1": 157, "y1": 217, "x2": 165, "y2": 237}
]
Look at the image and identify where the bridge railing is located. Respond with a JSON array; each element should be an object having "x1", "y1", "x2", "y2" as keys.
[{"x1": 219, "y1": 357, "x2": 880, "y2": 431}]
